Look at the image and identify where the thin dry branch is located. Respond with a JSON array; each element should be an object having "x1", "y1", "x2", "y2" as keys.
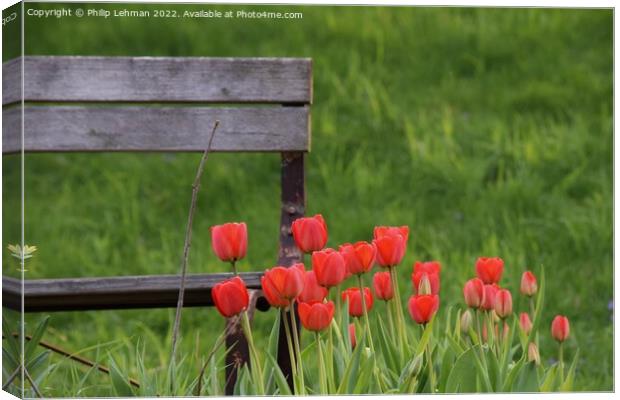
[{"x1": 170, "y1": 120, "x2": 220, "y2": 364}]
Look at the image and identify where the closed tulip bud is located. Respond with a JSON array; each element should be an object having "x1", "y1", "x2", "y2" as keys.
[
  {"x1": 519, "y1": 312, "x2": 533, "y2": 335},
  {"x1": 340, "y1": 241, "x2": 376, "y2": 276},
  {"x1": 551, "y1": 315, "x2": 570, "y2": 342},
  {"x1": 210, "y1": 222, "x2": 248, "y2": 263},
  {"x1": 341, "y1": 287, "x2": 374, "y2": 317},
  {"x1": 212, "y1": 276, "x2": 249, "y2": 318},
  {"x1": 372, "y1": 226, "x2": 409, "y2": 267},
  {"x1": 412, "y1": 261, "x2": 441, "y2": 295},
  {"x1": 494, "y1": 289, "x2": 513, "y2": 319},
  {"x1": 475, "y1": 257, "x2": 504, "y2": 284},
  {"x1": 460, "y1": 309, "x2": 473, "y2": 334},
  {"x1": 480, "y1": 284, "x2": 499, "y2": 311},
  {"x1": 312, "y1": 248, "x2": 346, "y2": 288},
  {"x1": 463, "y1": 278, "x2": 485, "y2": 308},
  {"x1": 407, "y1": 294, "x2": 439, "y2": 325},
  {"x1": 298, "y1": 300, "x2": 335, "y2": 332},
  {"x1": 349, "y1": 323, "x2": 356, "y2": 349},
  {"x1": 520, "y1": 271, "x2": 538, "y2": 297},
  {"x1": 372, "y1": 271, "x2": 394, "y2": 301},
  {"x1": 527, "y1": 342, "x2": 541, "y2": 365},
  {"x1": 416, "y1": 273, "x2": 433, "y2": 295},
  {"x1": 291, "y1": 214, "x2": 328, "y2": 254},
  {"x1": 261, "y1": 264, "x2": 306, "y2": 308},
  {"x1": 297, "y1": 270, "x2": 328, "y2": 303}
]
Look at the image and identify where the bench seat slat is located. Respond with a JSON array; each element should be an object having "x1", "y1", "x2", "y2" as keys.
[
  {"x1": 2, "y1": 273, "x2": 268, "y2": 312},
  {"x1": 3, "y1": 105, "x2": 310, "y2": 153},
  {"x1": 2, "y1": 56, "x2": 312, "y2": 105}
]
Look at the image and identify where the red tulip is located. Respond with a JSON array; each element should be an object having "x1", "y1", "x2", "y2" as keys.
[
  {"x1": 372, "y1": 271, "x2": 394, "y2": 301},
  {"x1": 551, "y1": 315, "x2": 570, "y2": 342},
  {"x1": 413, "y1": 260, "x2": 441, "y2": 275},
  {"x1": 463, "y1": 278, "x2": 485, "y2": 308},
  {"x1": 475, "y1": 257, "x2": 504, "y2": 284},
  {"x1": 412, "y1": 272, "x2": 439, "y2": 295},
  {"x1": 373, "y1": 226, "x2": 410, "y2": 242},
  {"x1": 291, "y1": 214, "x2": 328, "y2": 254},
  {"x1": 520, "y1": 271, "x2": 538, "y2": 297},
  {"x1": 341, "y1": 287, "x2": 374, "y2": 317},
  {"x1": 373, "y1": 226, "x2": 408, "y2": 268},
  {"x1": 349, "y1": 323, "x2": 357, "y2": 349},
  {"x1": 212, "y1": 276, "x2": 249, "y2": 317},
  {"x1": 312, "y1": 248, "x2": 346, "y2": 288},
  {"x1": 261, "y1": 264, "x2": 305, "y2": 308},
  {"x1": 480, "y1": 284, "x2": 498, "y2": 311},
  {"x1": 494, "y1": 289, "x2": 513, "y2": 318},
  {"x1": 298, "y1": 301, "x2": 335, "y2": 332},
  {"x1": 210, "y1": 222, "x2": 248, "y2": 263},
  {"x1": 340, "y1": 241, "x2": 376, "y2": 276},
  {"x1": 297, "y1": 270, "x2": 328, "y2": 303},
  {"x1": 519, "y1": 312, "x2": 532, "y2": 335},
  {"x1": 407, "y1": 294, "x2": 439, "y2": 324}
]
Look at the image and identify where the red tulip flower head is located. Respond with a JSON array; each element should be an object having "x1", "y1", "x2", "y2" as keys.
[
  {"x1": 373, "y1": 226, "x2": 409, "y2": 268},
  {"x1": 372, "y1": 271, "x2": 394, "y2": 301},
  {"x1": 212, "y1": 276, "x2": 249, "y2": 318},
  {"x1": 519, "y1": 312, "x2": 533, "y2": 335},
  {"x1": 297, "y1": 270, "x2": 328, "y2": 303},
  {"x1": 494, "y1": 289, "x2": 513, "y2": 319},
  {"x1": 520, "y1": 271, "x2": 538, "y2": 297},
  {"x1": 341, "y1": 287, "x2": 374, "y2": 317},
  {"x1": 551, "y1": 315, "x2": 570, "y2": 342},
  {"x1": 408, "y1": 294, "x2": 439, "y2": 325},
  {"x1": 463, "y1": 278, "x2": 485, "y2": 308},
  {"x1": 312, "y1": 248, "x2": 346, "y2": 288},
  {"x1": 475, "y1": 257, "x2": 504, "y2": 284},
  {"x1": 412, "y1": 261, "x2": 441, "y2": 294},
  {"x1": 340, "y1": 241, "x2": 376, "y2": 276},
  {"x1": 373, "y1": 226, "x2": 410, "y2": 242},
  {"x1": 210, "y1": 222, "x2": 248, "y2": 263},
  {"x1": 349, "y1": 323, "x2": 357, "y2": 349},
  {"x1": 480, "y1": 284, "x2": 499, "y2": 311},
  {"x1": 291, "y1": 214, "x2": 328, "y2": 254},
  {"x1": 298, "y1": 301, "x2": 335, "y2": 332},
  {"x1": 261, "y1": 264, "x2": 305, "y2": 308}
]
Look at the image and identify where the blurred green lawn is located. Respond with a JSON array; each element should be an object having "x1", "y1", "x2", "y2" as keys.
[{"x1": 2, "y1": 5, "x2": 612, "y2": 393}]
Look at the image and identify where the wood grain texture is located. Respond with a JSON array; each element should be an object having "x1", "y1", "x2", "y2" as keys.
[
  {"x1": 3, "y1": 105, "x2": 310, "y2": 153},
  {"x1": 2, "y1": 56, "x2": 312, "y2": 105},
  {"x1": 2, "y1": 273, "x2": 269, "y2": 312},
  {"x1": 2, "y1": 58, "x2": 21, "y2": 106}
]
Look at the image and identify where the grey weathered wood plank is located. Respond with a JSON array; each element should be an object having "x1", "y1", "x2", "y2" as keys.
[
  {"x1": 3, "y1": 105, "x2": 310, "y2": 153},
  {"x1": 2, "y1": 273, "x2": 269, "y2": 312},
  {"x1": 2, "y1": 56, "x2": 312, "y2": 105}
]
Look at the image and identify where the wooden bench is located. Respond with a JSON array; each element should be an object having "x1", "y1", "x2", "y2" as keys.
[{"x1": 2, "y1": 55, "x2": 312, "y2": 394}]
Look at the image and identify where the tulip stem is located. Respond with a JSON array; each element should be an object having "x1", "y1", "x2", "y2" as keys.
[
  {"x1": 357, "y1": 275, "x2": 375, "y2": 354},
  {"x1": 558, "y1": 342, "x2": 564, "y2": 382},
  {"x1": 289, "y1": 301, "x2": 305, "y2": 394},
  {"x1": 389, "y1": 266, "x2": 409, "y2": 351},
  {"x1": 231, "y1": 260, "x2": 238, "y2": 276},
  {"x1": 281, "y1": 309, "x2": 298, "y2": 391},
  {"x1": 423, "y1": 324, "x2": 436, "y2": 393},
  {"x1": 241, "y1": 311, "x2": 265, "y2": 395},
  {"x1": 315, "y1": 332, "x2": 328, "y2": 394}
]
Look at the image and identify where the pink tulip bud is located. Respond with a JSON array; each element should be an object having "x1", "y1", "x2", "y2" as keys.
[
  {"x1": 494, "y1": 289, "x2": 513, "y2": 319},
  {"x1": 520, "y1": 271, "x2": 538, "y2": 297},
  {"x1": 551, "y1": 315, "x2": 570, "y2": 342},
  {"x1": 519, "y1": 312, "x2": 533, "y2": 335}
]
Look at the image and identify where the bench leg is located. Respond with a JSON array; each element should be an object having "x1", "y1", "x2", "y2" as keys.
[
  {"x1": 276, "y1": 151, "x2": 305, "y2": 390},
  {"x1": 224, "y1": 290, "x2": 259, "y2": 395}
]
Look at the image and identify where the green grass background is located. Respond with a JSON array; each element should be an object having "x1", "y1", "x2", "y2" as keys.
[{"x1": 2, "y1": 4, "x2": 613, "y2": 394}]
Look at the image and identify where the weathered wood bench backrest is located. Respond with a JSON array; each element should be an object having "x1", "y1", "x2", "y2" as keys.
[{"x1": 2, "y1": 56, "x2": 312, "y2": 394}]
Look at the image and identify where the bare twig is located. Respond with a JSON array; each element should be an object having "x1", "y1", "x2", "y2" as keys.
[
  {"x1": 170, "y1": 120, "x2": 220, "y2": 365},
  {"x1": 4, "y1": 333, "x2": 140, "y2": 388}
]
